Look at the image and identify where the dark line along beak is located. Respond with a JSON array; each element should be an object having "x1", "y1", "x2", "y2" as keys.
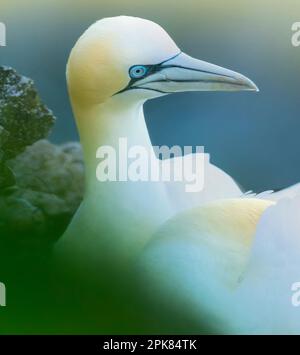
[{"x1": 125, "y1": 52, "x2": 258, "y2": 94}]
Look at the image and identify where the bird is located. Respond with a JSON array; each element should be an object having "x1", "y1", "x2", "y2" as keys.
[
  {"x1": 56, "y1": 16, "x2": 300, "y2": 334},
  {"x1": 57, "y1": 15, "x2": 259, "y2": 261}
]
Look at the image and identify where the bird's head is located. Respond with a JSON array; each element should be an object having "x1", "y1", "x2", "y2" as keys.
[{"x1": 67, "y1": 16, "x2": 258, "y2": 108}]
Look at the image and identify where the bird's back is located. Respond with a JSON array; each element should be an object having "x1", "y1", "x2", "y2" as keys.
[{"x1": 138, "y1": 198, "x2": 275, "y2": 333}]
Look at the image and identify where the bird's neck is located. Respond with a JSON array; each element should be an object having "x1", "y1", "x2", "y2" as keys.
[
  {"x1": 75, "y1": 97, "x2": 152, "y2": 184},
  {"x1": 73, "y1": 96, "x2": 173, "y2": 225}
]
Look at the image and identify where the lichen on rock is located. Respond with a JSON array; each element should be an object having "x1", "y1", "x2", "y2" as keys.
[
  {"x1": 0, "y1": 65, "x2": 57, "y2": 195},
  {"x1": 0, "y1": 66, "x2": 84, "y2": 249},
  {"x1": 0, "y1": 66, "x2": 55, "y2": 163}
]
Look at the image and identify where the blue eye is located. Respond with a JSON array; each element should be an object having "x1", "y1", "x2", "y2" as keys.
[{"x1": 129, "y1": 65, "x2": 148, "y2": 79}]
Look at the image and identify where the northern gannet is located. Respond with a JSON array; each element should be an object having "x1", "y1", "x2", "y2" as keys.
[
  {"x1": 57, "y1": 16, "x2": 264, "y2": 264},
  {"x1": 56, "y1": 16, "x2": 300, "y2": 333}
]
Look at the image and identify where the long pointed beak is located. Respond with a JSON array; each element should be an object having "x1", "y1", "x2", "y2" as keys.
[{"x1": 132, "y1": 52, "x2": 258, "y2": 93}]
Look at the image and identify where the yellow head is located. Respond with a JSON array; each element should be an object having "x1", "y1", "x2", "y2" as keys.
[{"x1": 67, "y1": 16, "x2": 257, "y2": 108}]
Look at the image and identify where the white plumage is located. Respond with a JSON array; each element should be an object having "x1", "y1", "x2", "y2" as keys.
[{"x1": 56, "y1": 16, "x2": 300, "y2": 334}]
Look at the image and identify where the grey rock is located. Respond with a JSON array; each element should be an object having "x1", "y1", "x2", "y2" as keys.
[
  {"x1": 0, "y1": 66, "x2": 84, "y2": 249},
  {"x1": 0, "y1": 66, "x2": 55, "y2": 162}
]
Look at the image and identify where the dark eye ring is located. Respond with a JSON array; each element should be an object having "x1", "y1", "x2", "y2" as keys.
[{"x1": 129, "y1": 65, "x2": 148, "y2": 79}]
